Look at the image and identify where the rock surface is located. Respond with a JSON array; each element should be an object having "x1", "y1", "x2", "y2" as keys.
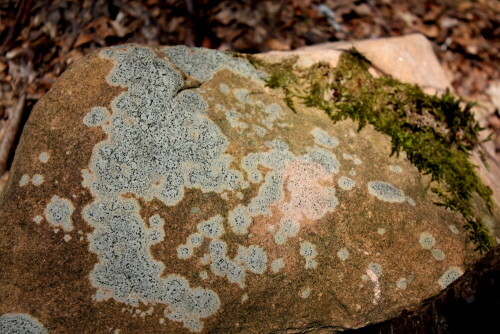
[
  {"x1": 343, "y1": 244, "x2": 500, "y2": 334},
  {"x1": 0, "y1": 39, "x2": 498, "y2": 333}
]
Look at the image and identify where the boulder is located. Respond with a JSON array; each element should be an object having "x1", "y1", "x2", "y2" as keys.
[{"x1": 1, "y1": 37, "x2": 499, "y2": 333}]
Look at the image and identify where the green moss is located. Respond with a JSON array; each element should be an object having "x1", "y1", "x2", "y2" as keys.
[{"x1": 249, "y1": 49, "x2": 494, "y2": 253}]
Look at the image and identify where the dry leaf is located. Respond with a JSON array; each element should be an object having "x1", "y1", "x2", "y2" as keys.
[{"x1": 74, "y1": 34, "x2": 94, "y2": 48}]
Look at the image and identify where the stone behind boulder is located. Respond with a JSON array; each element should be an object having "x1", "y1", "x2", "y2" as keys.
[{"x1": 0, "y1": 38, "x2": 498, "y2": 333}]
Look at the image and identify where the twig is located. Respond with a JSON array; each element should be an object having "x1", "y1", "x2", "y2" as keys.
[
  {"x1": 0, "y1": 94, "x2": 25, "y2": 176},
  {"x1": 0, "y1": 0, "x2": 32, "y2": 53}
]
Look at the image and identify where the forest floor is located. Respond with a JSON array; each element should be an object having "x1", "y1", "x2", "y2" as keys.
[{"x1": 0, "y1": 0, "x2": 499, "y2": 178}]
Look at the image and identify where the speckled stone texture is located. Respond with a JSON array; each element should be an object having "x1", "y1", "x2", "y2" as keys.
[{"x1": 0, "y1": 40, "x2": 499, "y2": 333}]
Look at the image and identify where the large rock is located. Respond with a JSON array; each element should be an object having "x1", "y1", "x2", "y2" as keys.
[{"x1": 1, "y1": 38, "x2": 498, "y2": 333}]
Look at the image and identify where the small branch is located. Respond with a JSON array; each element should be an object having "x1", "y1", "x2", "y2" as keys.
[{"x1": 0, "y1": 94, "x2": 25, "y2": 176}]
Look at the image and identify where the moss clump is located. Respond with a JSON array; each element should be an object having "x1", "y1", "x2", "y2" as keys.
[{"x1": 251, "y1": 49, "x2": 494, "y2": 253}]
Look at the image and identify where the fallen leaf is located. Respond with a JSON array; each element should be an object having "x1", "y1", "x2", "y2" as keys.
[
  {"x1": 264, "y1": 38, "x2": 291, "y2": 51},
  {"x1": 74, "y1": 34, "x2": 94, "y2": 48}
]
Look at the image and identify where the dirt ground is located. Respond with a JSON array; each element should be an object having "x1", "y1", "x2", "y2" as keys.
[{"x1": 0, "y1": 0, "x2": 499, "y2": 179}]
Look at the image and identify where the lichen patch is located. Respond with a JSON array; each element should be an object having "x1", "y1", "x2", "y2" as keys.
[
  {"x1": 337, "y1": 248, "x2": 349, "y2": 261},
  {"x1": 38, "y1": 152, "x2": 50, "y2": 163},
  {"x1": 338, "y1": 176, "x2": 355, "y2": 191},
  {"x1": 438, "y1": 266, "x2": 463, "y2": 288},
  {"x1": 31, "y1": 174, "x2": 44, "y2": 186},
  {"x1": 0, "y1": 313, "x2": 47, "y2": 334},
  {"x1": 311, "y1": 127, "x2": 338, "y2": 148},
  {"x1": 300, "y1": 241, "x2": 318, "y2": 269},
  {"x1": 299, "y1": 287, "x2": 312, "y2": 299},
  {"x1": 367, "y1": 181, "x2": 406, "y2": 203},
  {"x1": 419, "y1": 232, "x2": 436, "y2": 250},
  {"x1": 388, "y1": 165, "x2": 402, "y2": 173},
  {"x1": 19, "y1": 174, "x2": 30, "y2": 187},
  {"x1": 44, "y1": 195, "x2": 75, "y2": 232}
]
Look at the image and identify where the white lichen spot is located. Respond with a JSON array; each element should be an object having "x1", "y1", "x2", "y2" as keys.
[
  {"x1": 377, "y1": 228, "x2": 386, "y2": 235},
  {"x1": 187, "y1": 233, "x2": 203, "y2": 248},
  {"x1": 219, "y1": 83, "x2": 229, "y2": 94},
  {"x1": 33, "y1": 215, "x2": 43, "y2": 224},
  {"x1": 274, "y1": 218, "x2": 300, "y2": 245},
  {"x1": 349, "y1": 169, "x2": 356, "y2": 176},
  {"x1": 367, "y1": 181, "x2": 405, "y2": 203},
  {"x1": 19, "y1": 174, "x2": 30, "y2": 187},
  {"x1": 271, "y1": 258, "x2": 285, "y2": 273},
  {"x1": 241, "y1": 294, "x2": 248, "y2": 303},
  {"x1": 337, "y1": 248, "x2": 349, "y2": 261},
  {"x1": 367, "y1": 262, "x2": 382, "y2": 277},
  {"x1": 431, "y1": 248, "x2": 446, "y2": 261},
  {"x1": 262, "y1": 104, "x2": 283, "y2": 129},
  {"x1": 177, "y1": 245, "x2": 194, "y2": 260},
  {"x1": 342, "y1": 153, "x2": 353, "y2": 160},
  {"x1": 197, "y1": 215, "x2": 225, "y2": 239},
  {"x1": 300, "y1": 241, "x2": 317, "y2": 258},
  {"x1": 252, "y1": 125, "x2": 267, "y2": 137},
  {"x1": 225, "y1": 109, "x2": 248, "y2": 129},
  {"x1": 396, "y1": 277, "x2": 407, "y2": 290},
  {"x1": 419, "y1": 232, "x2": 436, "y2": 250},
  {"x1": 305, "y1": 258, "x2": 318, "y2": 269},
  {"x1": 233, "y1": 89, "x2": 252, "y2": 104},
  {"x1": 449, "y1": 225, "x2": 459, "y2": 234},
  {"x1": 406, "y1": 197, "x2": 416, "y2": 206},
  {"x1": 84, "y1": 106, "x2": 110, "y2": 127},
  {"x1": 208, "y1": 241, "x2": 246, "y2": 287},
  {"x1": 236, "y1": 245, "x2": 268, "y2": 275},
  {"x1": 338, "y1": 176, "x2": 355, "y2": 190},
  {"x1": 389, "y1": 165, "x2": 402, "y2": 173},
  {"x1": 353, "y1": 158, "x2": 362, "y2": 165},
  {"x1": 38, "y1": 152, "x2": 50, "y2": 163},
  {"x1": 311, "y1": 127, "x2": 338, "y2": 148},
  {"x1": 438, "y1": 266, "x2": 463, "y2": 288},
  {"x1": 31, "y1": 174, "x2": 44, "y2": 186},
  {"x1": 63, "y1": 234, "x2": 72, "y2": 242},
  {"x1": 299, "y1": 287, "x2": 312, "y2": 299},
  {"x1": 199, "y1": 271, "x2": 208, "y2": 280},
  {"x1": 200, "y1": 254, "x2": 211, "y2": 265},
  {"x1": 228, "y1": 205, "x2": 252, "y2": 235},
  {"x1": 44, "y1": 195, "x2": 75, "y2": 232},
  {"x1": 300, "y1": 241, "x2": 318, "y2": 269},
  {"x1": 0, "y1": 313, "x2": 48, "y2": 334}
]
